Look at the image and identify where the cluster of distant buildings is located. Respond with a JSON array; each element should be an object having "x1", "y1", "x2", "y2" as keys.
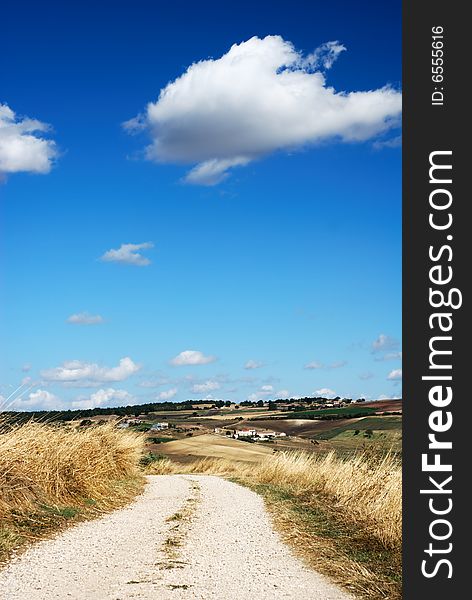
[
  {"x1": 117, "y1": 419, "x2": 169, "y2": 430},
  {"x1": 214, "y1": 427, "x2": 287, "y2": 441},
  {"x1": 274, "y1": 398, "x2": 365, "y2": 411}
]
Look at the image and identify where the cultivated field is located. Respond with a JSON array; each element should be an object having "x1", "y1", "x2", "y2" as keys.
[{"x1": 152, "y1": 433, "x2": 273, "y2": 464}]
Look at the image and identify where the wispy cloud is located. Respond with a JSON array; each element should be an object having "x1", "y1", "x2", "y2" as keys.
[
  {"x1": 244, "y1": 360, "x2": 265, "y2": 370},
  {"x1": 124, "y1": 35, "x2": 401, "y2": 185},
  {"x1": 315, "y1": 387, "x2": 337, "y2": 398},
  {"x1": 304, "y1": 361, "x2": 323, "y2": 370},
  {"x1": 67, "y1": 312, "x2": 104, "y2": 325},
  {"x1": 373, "y1": 135, "x2": 402, "y2": 150},
  {"x1": 303, "y1": 40, "x2": 346, "y2": 70},
  {"x1": 304, "y1": 360, "x2": 347, "y2": 370},
  {"x1": 374, "y1": 351, "x2": 402, "y2": 362},
  {"x1": 100, "y1": 242, "x2": 154, "y2": 266},
  {"x1": 170, "y1": 350, "x2": 216, "y2": 366},
  {"x1": 191, "y1": 380, "x2": 221, "y2": 394},
  {"x1": 372, "y1": 334, "x2": 400, "y2": 353},
  {"x1": 0, "y1": 103, "x2": 58, "y2": 178},
  {"x1": 387, "y1": 369, "x2": 402, "y2": 381},
  {"x1": 156, "y1": 388, "x2": 178, "y2": 401}
]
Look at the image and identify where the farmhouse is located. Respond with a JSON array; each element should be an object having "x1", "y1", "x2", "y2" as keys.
[
  {"x1": 150, "y1": 422, "x2": 169, "y2": 431},
  {"x1": 234, "y1": 429, "x2": 257, "y2": 439},
  {"x1": 257, "y1": 430, "x2": 287, "y2": 440}
]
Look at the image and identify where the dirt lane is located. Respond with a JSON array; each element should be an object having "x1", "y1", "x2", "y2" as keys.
[{"x1": 0, "y1": 475, "x2": 351, "y2": 599}]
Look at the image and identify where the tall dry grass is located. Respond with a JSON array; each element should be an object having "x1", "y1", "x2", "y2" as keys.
[
  {"x1": 0, "y1": 420, "x2": 145, "y2": 524},
  {"x1": 147, "y1": 449, "x2": 401, "y2": 550},
  {"x1": 147, "y1": 449, "x2": 402, "y2": 598}
]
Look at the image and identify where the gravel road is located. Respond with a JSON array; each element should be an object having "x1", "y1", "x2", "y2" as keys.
[{"x1": 0, "y1": 475, "x2": 351, "y2": 599}]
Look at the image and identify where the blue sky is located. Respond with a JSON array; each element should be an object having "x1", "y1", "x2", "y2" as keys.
[{"x1": 0, "y1": 0, "x2": 402, "y2": 411}]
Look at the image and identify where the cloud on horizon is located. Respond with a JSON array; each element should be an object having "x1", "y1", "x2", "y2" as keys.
[
  {"x1": 72, "y1": 388, "x2": 134, "y2": 410},
  {"x1": 13, "y1": 389, "x2": 62, "y2": 411},
  {"x1": 315, "y1": 387, "x2": 337, "y2": 398},
  {"x1": 124, "y1": 35, "x2": 401, "y2": 185}
]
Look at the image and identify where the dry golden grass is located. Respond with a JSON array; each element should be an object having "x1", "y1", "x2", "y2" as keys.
[
  {"x1": 147, "y1": 449, "x2": 401, "y2": 549},
  {"x1": 0, "y1": 420, "x2": 146, "y2": 560},
  {"x1": 146, "y1": 449, "x2": 402, "y2": 598}
]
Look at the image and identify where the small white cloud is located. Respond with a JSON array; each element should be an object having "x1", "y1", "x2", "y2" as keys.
[
  {"x1": 359, "y1": 372, "x2": 374, "y2": 380},
  {"x1": 372, "y1": 334, "x2": 400, "y2": 353},
  {"x1": 156, "y1": 387, "x2": 178, "y2": 401},
  {"x1": 0, "y1": 103, "x2": 58, "y2": 177},
  {"x1": 170, "y1": 350, "x2": 216, "y2": 366},
  {"x1": 125, "y1": 35, "x2": 401, "y2": 185},
  {"x1": 315, "y1": 387, "x2": 336, "y2": 398},
  {"x1": 41, "y1": 357, "x2": 140, "y2": 386},
  {"x1": 191, "y1": 380, "x2": 220, "y2": 394},
  {"x1": 304, "y1": 360, "x2": 346, "y2": 370},
  {"x1": 276, "y1": 389, "x2": 289, "y2": 398},
  {"x1": 100, "y1": 242, "x2": 153, "y2": 266},
  {"x1": 21, "y1": 363, "x2": 32, "y2": 372},
  {"x1": 67, "y1": 312, "x2": 104, "y2": 325},
  {"x1": 244, "y1": 360, "x2": 265, "y2": 370},
  {"x1": 387, "y1": 369, "x2": 402, "y2": 381},
  {"x1": 72, "y1": 388, "x2": 134, "y2": 410}
]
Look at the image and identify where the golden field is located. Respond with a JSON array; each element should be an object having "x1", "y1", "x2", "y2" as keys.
[{"x1": 0, "y1": 420, "x2": 145, "y2": 560}]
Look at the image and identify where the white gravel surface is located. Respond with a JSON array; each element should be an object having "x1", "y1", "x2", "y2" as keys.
[{"x1": 0, "y1": 474, "x2": 351, "y2": 599}]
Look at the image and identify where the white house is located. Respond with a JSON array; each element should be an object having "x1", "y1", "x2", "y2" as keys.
[
  {"x1": 234, "y1": 429, "x2": 257, "y2": 438},
  {"x1": 150, "y1": 422, "x2": 169, "y2": 431}
]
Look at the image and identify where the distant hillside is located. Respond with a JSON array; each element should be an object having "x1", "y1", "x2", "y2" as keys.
[{"x1": 2, "y1": 397, "x2": 401, "y2": 423}]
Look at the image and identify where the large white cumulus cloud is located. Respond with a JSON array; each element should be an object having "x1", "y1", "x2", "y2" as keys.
[
  {"x1": 0, "y1": 104, "x2": 57, "y2": 177},
  {"x1": 125, "y1": 35, "x2": 402, "y2": 185}
]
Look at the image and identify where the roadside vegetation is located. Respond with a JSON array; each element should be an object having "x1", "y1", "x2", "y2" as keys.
[
  {"x1": 146, "y1": 448, "x2": 402, "y2": 599},
  {"x1": 0, "y1": 420, "x2": 145, "y2": 563},
  {"x1": 1, "y1": 414, "x2": 401, "y2": 598}
]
